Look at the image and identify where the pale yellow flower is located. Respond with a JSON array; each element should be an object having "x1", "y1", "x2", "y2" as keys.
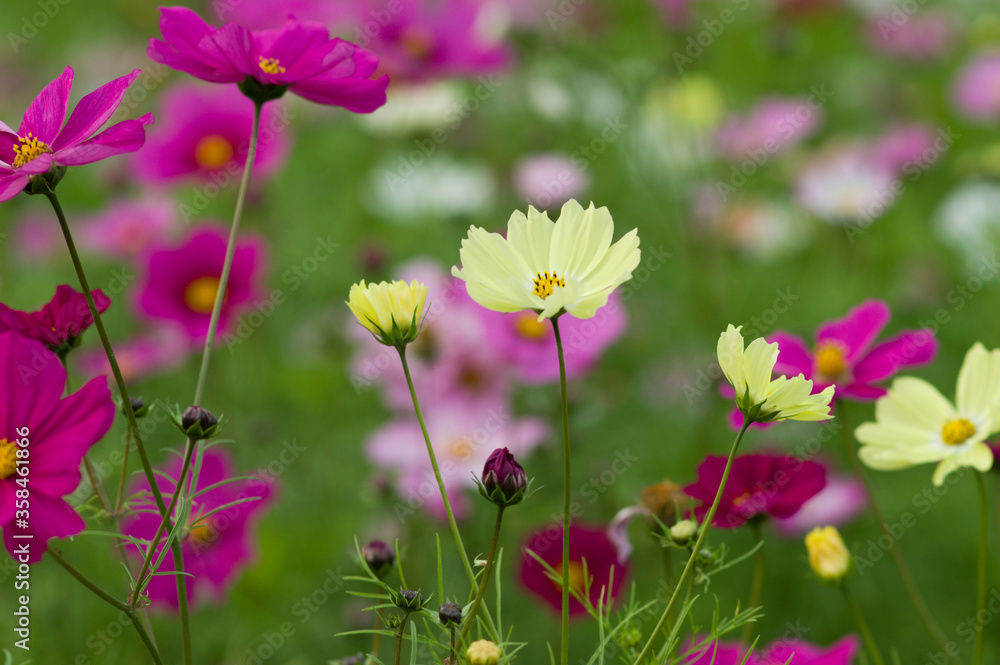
[
  {"x1": 451, "y1": 200, "x2": 640, "y2": 322},
  {"x1": 466, "y1": 639, "x2": 502, "y2": 665},
  {"x1": 855, "y1": 342, "x2": 1000, "y2": 486},
  {"x1": 805, "y1": 526, "x2": 851, "y2": 584},
  {"x1": 718, "y1": 325, "x2": 835, "y2": 423},
  {"x1": 346, "y1": 279, "x2": 428, "y2": 347}
]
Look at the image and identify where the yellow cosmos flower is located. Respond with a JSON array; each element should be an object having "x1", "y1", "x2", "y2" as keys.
[
  {"x1": 805, "y1": 526, "x2": 851, "y2": 584},
  {"x1": 855, "y1": 342, "x2": 1000, "y2": 486},
  {"x1": 346, "y1": 279, "x2": 428, "y2": 347},
  {"x1": 718, "y1": 325, "x2": 835, "y2": 423},
  {"x1": 466, "y1": 639, "x2": 502, "y2": 665},
  {"x1": 451, "y1": 200, "x2": 640, "y2": 322}
]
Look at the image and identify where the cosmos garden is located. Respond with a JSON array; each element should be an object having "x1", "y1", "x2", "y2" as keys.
[{"x1": 2, "y1": 1, "x2": 1000, "y2": 664}]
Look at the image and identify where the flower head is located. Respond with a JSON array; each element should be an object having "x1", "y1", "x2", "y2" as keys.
[
  {"x1": 855, "y1": 342, "x2": 1000, "y2": 485},
  {"x1": 453, "y1": 200, "x2": 640, "y2": 322},
  {"x1": 0, "y1": 67, "x2": 153, "y2": 201},
  {"x1": 684, "y1": 635, "x2": 859, "y2": 664},
  {"x1": 148, "y1": 7, "x2": 388, "y2": 111},
  {"x1": 952, "y1": 51, "x2": 1000, "y2": 123},
  {"x1": 480, "y1": 447, "x2": 527, "y2": 507},
  {"x1": 718, "y1": 325, "x2": 834, "y2": 423},
  {"x1": 0, "y1": 285, "x2": 110, "y2": 357},
  {"x1": 805, "y1": 526, "x2": 851, "y2": 584},
  {"x1": 362, "y1": 540, "x2": 396, "y2": 579},
  {"x1": 466, "y1": 640, "x2": 502, "y2": 665},
  {"x1": 347, "y1": 279, "x2": 428, "y2": 348}
]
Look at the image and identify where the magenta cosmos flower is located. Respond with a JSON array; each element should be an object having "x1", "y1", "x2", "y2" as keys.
[
  {"x1": 135, "y1": 83, "x2": 290, "y2": 185},
  {"x1": 122, "y1": 448, "x2": 275, "y2": 609},
  {"x1": 0, "y1": 333, "x2": 115, "y2": 562},
  {"x1": 684, "y1": 453, "x2": 826, "y2": 529},
  {"x1": 77, "y1": 324, "x2": 191, "y2": 384},
  {"x1": 0, "y1": 285, "x2": 110, "y2": 357},
  {"x1": 0, "y1": 67, "x2": 153, "y2": 202},
  {"x1": 685, "y1": 636, "x2": 859, "y2": 664},
  {"x1": 148, "y1": 6, "x2": 388, "y2": 111},
  {"x1": 135, "y1": 225, "x2": 266, "y2": 342},
  {"x1": 519, "y1": 523, "x2": 626, "y2": 617},
  {"x1": 952, "y1": 51, "x2": 1000, "y2": 123},
  {"x1": 773, "y1": 470, "x2": 867, "y2": 536}
]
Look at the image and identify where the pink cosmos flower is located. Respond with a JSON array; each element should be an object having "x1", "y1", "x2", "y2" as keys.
[
  {"x1": 715, "y1": 97, "x2": 822, "y2": 163},
  {"x1": 366, "y1": 397, "x2": 548, "y2": 520},
  {"x1": 122, "y1": 448, "x2": 275, "y2": 609},
  {"x1": 353, "y1": 0, "x2": 511, "y2": 82},
  {"x1": 0, "y1": 285, "x2": 110, "y2": 356},
  {"x1": 12, "y1": 213, "x2": 62, "y2": 261},
  {"x1": 866, "y1": 12, "x2": 952, "y2": 60},
  {"x1": 213, "y1": 0, "x2": 352, "y2": 31},
  {"x1": 76, "y1": 325, "x2": 191, "y2": 384},
  {"x1": 77, "y1": 196, "x2": 177, "y2": 259},
  {"x1": 952, "y1": 51, "x2": 1000, "y2": 123},
  {"x1": 871, "y1": 124, "x2": 940, "y2": 175},
  {"x1": 513, "y1": 153, "x2": 590, "y2": 210},
  {"x1": 148, "y1": 7, "x2": 388, "y2": 112},
  {"x1": 519, "y1": 523, "x2": 626, "y2": 617},
  {"x1": 684, "y1": 453, "x2": 827, "y2": 529},
  {"x1": 685, "y1": 636, "x2": 859, "y2": 664},
  {"x1": 0, "y1": 67, "x2": 154, "y2": 201},
  {"x1": 773, "y1": 472, "x2": 868, "y2": 536},
  {"x1": 134, "y1": 225, "x2": 266, "y2": 343},
  {"x1": 135, "y1": 83, "x2": 290, "y2": 185},
  {"x1": 0, "y1": 333, "x2": 115, "y2": 562}
]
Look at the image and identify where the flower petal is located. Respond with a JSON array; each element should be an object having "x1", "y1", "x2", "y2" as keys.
[
  {"x1": 550, "y1": 201, "x2": 614, "y2": 279},
  {"x1": 769, "y1": 331, "x2": 814, "y2": 379},
  {"x1": 852, "y1": 329, "x2": 938, "y2": 384},
  {"x1": 53, "y1": 114, "x2": 154, "y2": 166},
  {"x1": 0, "y1": 173, "x2": 30, "y2": 202},
  {"x1": 956, "y1": 343, "x2": 1000, "y2": 424},
  {"x1": 290, "y1": 73, "x2": 390, "y2": 113},
  {"x1": 20, "y1": 66, "x2": 73, "y2": 144},
  {"x1": 53, "y1": 69, "x2": 142, "y2": 151},
  {"x1": 816, "y1": 299, "x2": 890, "y2": 364}
]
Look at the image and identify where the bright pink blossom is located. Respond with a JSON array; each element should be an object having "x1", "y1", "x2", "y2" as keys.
[
  {"x1": 952, "y1": 51, "x2": 1000, "y2": 123},
  {"x1": 77, "y1": 196, "x2": 177, "y2": 258},
  {"x1": 213, "y1": 0, "x2": 352, "y2": 31},
  {"x1": 0, "y1": 67, "x2": 153, "y2": 201},
  {"x1": 685, "y1": 636, "x2": 859, "y2": 664},
  {"x1": 0, "y1": 333, "x2": 115, "y2": 562},
  {"x1": 0, "y1": 285, "x2": 110, "y2": 355}
]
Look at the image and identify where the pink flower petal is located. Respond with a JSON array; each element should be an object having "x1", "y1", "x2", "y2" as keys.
[
  {"x1": 290, "y1": 74, "x2": 389, "y2": 113},
  {"x1": 0, "y1": 174, "x2": 29, "y2": 202},
  {"x1": 816, "y1": 299, "x2": 890, "y2": 364},
  {"x1": 853, "y1": 329, "x2": 938, "y2": 384},
  {"x1": 53, "y1": 69, "x2": 142, "y2": 151},
  {"x1": 53, "y1": 114, "x2": 154, "y2": 166},
  {"x1": 19, "y1": 66, "x2": 73, "y2": 144},
  {"x1": 768, "y1": 331, "x2": 814, "y2": 378},
  {"x1": 3, "y1": 494, "x2": 85, "y2": 564}
]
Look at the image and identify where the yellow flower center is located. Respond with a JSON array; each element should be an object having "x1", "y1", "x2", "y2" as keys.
[
  {"x1": 552, "y1": 559, "x2": 588, "y2": 594},
  {"x1": 258, "y1": 56, "x2": 286, "y2": 74},
  {"x1": 194, "y1": 134, "x2": 234, "y2": 170},
  {"x1": 187, "y1": 519, "x2": 218, "y2": 547},
  {"x1": 532, "y1": 272, "x2": 566, "y2": 300},
  {"x1": 12, "y1": 133, "x2": 53, "y2": 168},
  {"x1": 941, "y1": 418, "x2": 976, "y2": 446},
  {"x1": 731, "y1": 491, "x2": 752, "y2": 508},
  {"x1": 448, "y1": 437, "x2": 475, "y2": 459},
  {"x1": 184, "y1": 276, "x2": 222, "y2": 314},
  {"x1": 515, "y1": 312, "x2": 548, "y2": 340},
  {"x1": 814, "y1": 341, "x2": 847, "y2": 380},
  {"x1": 0, "y1": 439, "x2": 16, "y2": 480},
  {"x1": 399, "y1": 25, "x2": 436, "y2": 60}
]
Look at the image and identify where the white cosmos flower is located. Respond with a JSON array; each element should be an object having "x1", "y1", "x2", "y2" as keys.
[
  {"x1": 856, "y1": 343, "x2": 1000, "y2": 486},
  {"x1": 451, "y1": 199, "x2": 640, "y2": 321}
]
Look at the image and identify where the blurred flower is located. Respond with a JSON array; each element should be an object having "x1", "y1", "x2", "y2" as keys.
[
  {"x1": 952, "y1": 51, "x2": 1000, "y2": 123},
  {"x1": 361, "y1": 81, "x2": 465, "y2": 135},
  {"x1": 438, "y1": 601, "x2": 462, "y2": 625},
  {"x1": 76, "y1": 324, "x2": 191, "y2": 383},
  {"x1": 367, "y1": 155, "x2": 497, "y2": 223},
  {"x1": 694, "y1": 193, "x2": 812, "y2": 261},
  {"x1": 0, "y1": 67, "x2": 153, "y2": 201},
  {"x1": 0, "y1": 333, "x2": 115, "y2": 563},
  {"x1": 718, "y1": 325, "x2": 834, "y2": 424},
  {"x1": 685, "y1": 636, "x2": 859, "y2": 664},
  {"x1": 669, "y1": 519, "x2": 698, "y2": 545},
  {"x1": 934, "y1": 182, "x2": 1000, "y2": 269},
  {"x1": 513, "y1": 153, "x2": 590, "y2": 210},
  {"x1": 453, "y1": 200, "x2": 640, "y2": 321},
  {"x1": 796, "y1": 145, "x2": 897, "y2": 224},
  {"x1": 480, "y1": 447, "x2": 527, "y2": 507},
  {"x1": 633, "y1": 77, "x2": 723, "y2": 174},
  {"x1": 77, "y1": 196, "x2": 177, "y2": 259},
  {"x1": 865, "y1": 11, "x2": 953, "y2": 60},
  {"x1": 466, "y1": 639, "x2": 502, "y2": 665},
  {"x1": 805, "y1": 525, "x2": 851, "y2": 584},
  {"x1": 347, "y1": 279, "x2": 428, "y2": 347},
  {"x1": 213, "y1": 0, "x2": 352, "y2": 30},
  {"x1": 856, "y1": 343, "x2": 1000, "y2": 485},
  {"x1": 773, "y1": 472, "x2": 867, "y2": 536},
  {"x1": 684, "y1": 453, "x2": 827, "y2": 529},
  {"x1": 714, "y1": 96, "x2": 822, "y2": 163},
  {"x1": 519, "y1": 523, "x2": 626, "y2": 616},
  {"x1": 362, "y1": 539, "x2": 396, "y2": 579},
  {"x1": 870, "y1": 124, "x2": 941, "y2": 175},
  {"x1": 0, "y1": 284, "x2": 110, "y2": 358},
  {"x1": 768, "y1": 299, "x2": 938, "y2": 402},
  {"x1": 366, "y1": 397, "x2": 547, "y2": 520},
  {"x1": 134, "y1": 225, "x2": 266, "y2": 343},
  {"x1": 607, "y1": 479, "x2": 687, "y2": 563},
  {"x1": 11, "y1": 213, "x2": 62, "y2": 261},
  {"x1": 148, "y1": 7, "x2": 388, "y2": 111},
  {"x1": 134, "y1": 83, "x2": 290, "y2": 185},
  {"x1": 649, "y1": 0, "x2": 699, "y2": 27},
  {"x1": 122, "y1": 448, "x2": 275, "y2": 609}
]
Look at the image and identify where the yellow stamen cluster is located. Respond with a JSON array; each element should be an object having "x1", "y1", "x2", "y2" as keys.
[
  {"x1": 0, "y1": 440, "x2": 17, "y2": 480},
  {"x1": 258, "y1": 56, "x2": 286, "y2": 74},
  {"x1": 515, "y1": 312, "x2": 548, "y2": 339},
  {"x1": 399, "y1": 25, "x2": 435, "y2": 59},
  {"x1": 448, "y1": 438, "x2": 474, "y2": 459},
  {"x1": 814, "y1": 341, "x2": 847, "y2": 379},
  {"x1": 532, "y1": 272, "x2": 565, "y2": 300},
  {"x1": 184, "y1": 276, "x2": 222, "y2": 314},
  {"x1": 194, "y1": 134, "x2": 234, "y2": 170},
  {"x1": 941, "y1": 418, "x2": 976, "y2": 446},
  {"x1": 552, "y1": 559, "x2": 588, "y2": 593},
  {"x1": 187, "y1": 519, "x2": 218, "y2": 547},
  {"x1": 13, "y1": 133, "x2": 52, "y2": 168}
]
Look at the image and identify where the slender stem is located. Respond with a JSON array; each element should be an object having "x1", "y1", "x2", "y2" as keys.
[
  {"x1": 192, "y1": 101, "x2": 262, "y2": 406},
  {"x1": 395, "y1": 614, "x2": 410, "y2": 665},
  {"x1": 973, "y1": 472, "x2": 988, "y2": 665},
  {"x1": 661, "y1": 546, "x2": 674, "y2": 628},
  {"x1": 836, "y1": 399, "x2": 960, "y2": 665},
  {"x1": 115, "y1": 427, "x2": 132, "y2": 514},
  {"x1": 41, "y1": 187, "x2": 168, "y2": 520},
  {"x1": 172, "y1": 524, "x2": 193, "y2": 665},
  {"x1": 396, "y1": 347, "x2": 498, "y2": 639},
  {"x1": 49, "y1": 550, "x2": 163, "y2": 665},
  {"x1": 83, "y1": 456, "x2": 112, "y2": 513},
  {"x1": 450, "y1": 626, "x2": 457, "y2": 664},
  {"x1": 372, "y1": 613, "x2": 382, "y2": 660},
  {"x1": 461, "y1": 506, "x2": 505, "y2": 642},
  {"x1": 551, "y1": 317, "x2": 572, "y2": 665},
  {"x1": 842, "y1": 585, "x2": 886, "y2": 665},
  {"x1": 632, "y1": 417, "x2": 751, "y2": 665},
  {"x1": 741, "y1": 522, "x2": 765, "y2": 644}
]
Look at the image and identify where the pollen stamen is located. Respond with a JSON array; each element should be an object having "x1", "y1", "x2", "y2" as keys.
[
  {"x1": 941, "y1": 418, "x2": 976, "y2": 446},
  {"x1": 0, "y1": 439, "x2": 16, "y2": 480},
  {"x1": 258, "y1": 56, "x2": 286, "y2": 74},
  {"x1": 532, "y1": 272, "x2": 565, "y2": 300},
  {"x1": 12, "y1": 133, "x2": 52, "y2": 168}
]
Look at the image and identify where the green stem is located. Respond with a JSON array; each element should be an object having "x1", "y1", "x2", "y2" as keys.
[
  {"x1": 842, "y1": 585, "x2": 886, "y2": 665},
  {"x1": 396, "y1": 347, "x2": 498, "y2": 640},
  {"x1": 661, "y1": 546, "x2": 674, "y2": 628},
  {"x1": 394, "y1": 614, "x2": 410, "y2": 665},
  {"x1": 551, "y1": 317, "x2": 572, "y2": 665},
  {"x1": 192, "y1": 101, "x2": 262, "y2": 406},
  {"x1": 835, "y1": 399, "x2": 960, "y2": 665},
  {"x1": 741, "y1": 522, "x2": 765, "y2": 644},
  {"x1": 372, "y1": 614, "x2": 382, "y2": 660},
  {"x1": 632, "y1": 416, "x2": 752, "y2": 665},
  {"x1": 115, "y1": 427, "x2": 132, "y2": 514},
  {"x1": 49, "y1": 550, "x2": 163, "y2": 665},
  {"x1": 973, "y1": 473, "x2": 988, "y2": 665},
  {"x1": 461, "y1": 505, "x2": 505, "y2": 643}
]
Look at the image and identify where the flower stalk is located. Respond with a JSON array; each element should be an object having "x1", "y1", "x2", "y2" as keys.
[
  {"x1": 842, "y1": 585, "x2": 886, "y2": 665},
  {"x1": 551, "y1": 316, "x2": 572, "y2": 665},
  {"x1": 973, "y1": 472, "x2": 988, "y2": 665},
  {"x1": 461, "y1": 505, "x2": 505, "y2": 643}
]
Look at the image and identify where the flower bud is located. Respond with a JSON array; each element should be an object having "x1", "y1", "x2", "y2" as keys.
[
  {"x1": 390, "y1": 587, "x2": 426, "y2": 612},
  {"x1": 466, "y1": 640, "x2": 502, "y2": 665},
  {"x1": 126, "y1": 397, "x2": 150, "y2": 419},
  {"x1": 805, "y1": 526, "x2": 851, "y2": 584},
  {"x1": 669, "y1": 520, "x2": 698, "y2": 546},
  {"x1": 340, "y1": 653, "x2": 366, "y2": 665},
  {"x1": 176, "y1": 405, "x2": 220, "y2": 440},
  {"x1": 438, "y1": 602, "x2": 462, "y2": 626},
  {"x1": 347, "y1": 279, "x2": 428, "y2": 348},
  {"x1": 362, "y1": 540, "x2": 395, "y2": 579},
  {"x1": 479, "y1": 447, "x2": 527, "y2": 507}
]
